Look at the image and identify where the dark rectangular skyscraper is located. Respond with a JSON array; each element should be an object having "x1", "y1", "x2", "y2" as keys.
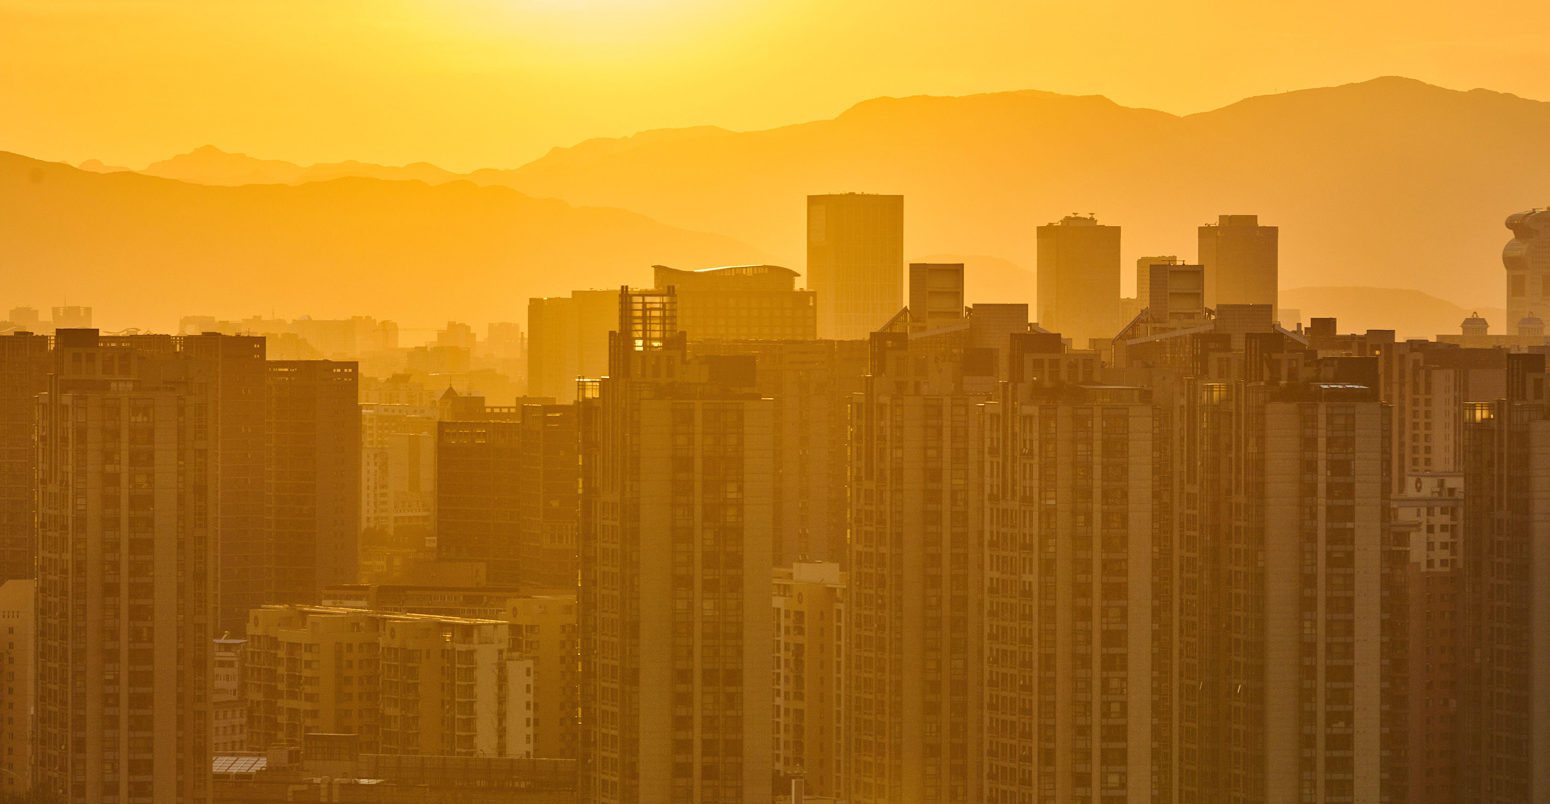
[
  {"x1": 807, "y1": 193, "x2": 904, "y2": 339},
  {"x1": 0, "y1": 332, "x2": 50, "y2": 584},
  {"x1": 267, "y1": 360, "x2": 360, "y2": 606}
]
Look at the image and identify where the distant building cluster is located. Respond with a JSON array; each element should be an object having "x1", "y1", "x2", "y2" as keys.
[{"x1": 0, "y1": 201, "x2": 1548, "y2": 804}]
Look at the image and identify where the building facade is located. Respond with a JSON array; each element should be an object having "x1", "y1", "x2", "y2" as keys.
[
  {"x1": 773, "y1": 562, "x2": 846, "y2": 798},
  {"x1": 1036, "y1": 214, "x2": 1122, "y2": 347},
  {"x1": 36, "y1": 331, "x2": 216, "y2": 804},
  {"x1": 1198, "y1": 214, "x2": 1278, "y2": 313},
  {"x1": 579, "y1": 290, "x2": 774, "y2": 804},
  {"x1": 652, "y1": 264, "x2": 817, "y2": 342},
  {"x1": 807, "y1": 193, "x2": 904, "y2": 340}
]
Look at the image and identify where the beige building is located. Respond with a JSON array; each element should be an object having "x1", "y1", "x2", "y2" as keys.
[
  {"x1": 359, "y1": 402, "x2": 436, "y2": 539},
  {"x1": 1037, "y1": 214, "x2": 1122, "y2": 347},
  {"x1": 687, "y1": 338, "x2": 869, "y2": 566},
  {"x1": 212, "y1": 638, "x2": 248, "y2": 754},
  {"x1": 527, "y1": 289, "x2": 620, "y2": 402},
  {"x1": 807, "y1": 193, "x2": 904, "y2": 339},
  {"x1": 652, "y1": 264, "x2": 817, "y2": 342},
  {"x1": 245, "y1": 605, "x2": 533, "y2": 759},
  {"x1": 321, "y1": 584, "x2": 579, "y2": 760},
  {"x1": 1261, "y1": 387, "x2": 1394, "y2": 804},
  {"x1": 981, "y1": 378, "x2": 1163, "y2": 803},
  {"x1": 0, "y1": 580, "x2": 34, "y2": 797},
  {"x1": 1199, "y1": 213, "x2": 1278, "y2": 313},
  {"x1": 36, "y1": 330, "x2": 216, "y2": 804},
  {"x1": 773, "y1": 562, "x2": 846, "y2": 799},
  {"x1": 848, "y1": 303, "x2": 996, "y2": 804},
  {"x1": 505, "y1": 595, "x2": 579, "y2": 760},
  {"x1": 579, "y1": 289, "x2": 774, "y2": 804}
]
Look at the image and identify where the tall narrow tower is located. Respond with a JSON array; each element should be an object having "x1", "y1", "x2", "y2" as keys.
[
  {"x1": 36, "y1": 330, "x2": 215, "y2": 804},
  {"x1": 807, "y1": 193, "x2": 904, "y2": 339},
  {"x1": 579, "y1": 288, "x2": 775, "y2": 804}
]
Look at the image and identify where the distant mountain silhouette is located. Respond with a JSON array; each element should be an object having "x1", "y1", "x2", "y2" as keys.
[
  {"x1": 0, "y1": 153, "x2": 761, "y2": 331},
  {"x1": 81, "y1": 76, "x2": 1549, "y2": 315},
  {"x1": 139, "y1": 145, "x2": 463, "y2": 186},
  {"x1": 1280, "y1": 286, "x2": 1507, "y2": 340},
  {"x1": 476, "y1": 76, "x2": 1541, "y2": 310},
  {"x1": 77, "y1": 158, "x2": 129, "y2": 174}
]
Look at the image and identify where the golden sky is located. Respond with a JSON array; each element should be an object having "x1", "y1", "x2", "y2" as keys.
[{"x1": 5, "y1": 0, "x2": 1549, "y2": 172}]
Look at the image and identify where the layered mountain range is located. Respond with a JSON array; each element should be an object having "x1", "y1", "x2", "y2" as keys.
[{"x1": 8, "y1": 76, "x2": 1544, "y2": 334}]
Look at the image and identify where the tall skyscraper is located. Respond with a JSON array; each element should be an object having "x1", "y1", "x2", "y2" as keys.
[
  {"x1": 0, "y1": 332, "x2": 50, "y2": 584},
  {"x1": 579, "y1": 289, "x2": 774, "y2": 804},
  {"x1": 1503, "y1": 208, "x2": 1550, "y2": 334},
  {"x1": 1036, "y1": 214, "x2": 1121, "y2": 346},
  {"x1": 807, "y1": 193, "x2": 904, "y2": 339},
  {"x1": 982, "y1": 363, "x2": 1166, "y2": 802},
  {"x1": 1198, "y1": 214, "x2": 1278, "y2": 312},
  {"x1": 180, "y1": 333, "x2": 269, "y2": 637},
  {"x1": 1260, "y1": 381, "x2": 1399, "y2": 804},
  {"x1": 847, "y1": 297, "x2": 1013, "y2": 804},
  {"x1": 36, "y1": 330, "x2": 215, "y2": 804},
  {"x1": 652, "y1": 264, "x2": 817, "y2": 341}
]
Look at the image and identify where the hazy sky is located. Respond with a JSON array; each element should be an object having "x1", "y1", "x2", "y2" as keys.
[{"x1": 5, "y1": 0, "x2": 1550, "y2": 171}]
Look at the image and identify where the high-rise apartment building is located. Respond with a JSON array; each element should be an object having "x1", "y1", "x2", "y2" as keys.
[
  {"x1": 1036, "y1": 214, "x2": 1122, "y2": 347},
  {"x1": 1458, "y1": 353, "x2": 1550, "y2": 803},
  {"x1": 36, "y1": 330, "x2": 216, "y2": 804},
  {"x1": 807, "y1": 193, "x2": 905, "y2": 339},
  {"x1": 1260, "y1": 381, "x2": 1399, "y2": 804},
  {"x1": 579, "y1": 289, "x2": 774, "y2": 804},
  {"x1": 180, "y1": 333, "x2": 270, "y2": 637},
  {"x1": 687, "y1": 338, "x2": 869, "y2": 566},
  {"x1": 0, "y1": 332, "x2": 50, "y2": 583},
  {"x1": 652, "y1": 264, "x2": 817, "y2": 341},
  {"x1": 1394, "y1": 472, "x2": 1462, "y2": 803},
  {"x1": 773, "y1": 562, "x2": 846, "y2": 798},
  {"x1": 267, "y1": 361, "x2": 361, "y2": 606},
  {"x1": 1503, "y1": 208, "x2": 1550, "y2": 333},
  {"x1": 245, "y1": 605, "x2": 533, "y2": 758},
  {"x1": 1199, "y1": 214, "x2": 1278, "y2": 312},
  {"x1": 437, "y1": 397, "x2": 579, "y2": 588},
  {"x1": 0, "y1": 579, "x2": 34, "y2": 798},
  {"x1": 527, "y1": 289, "x2": 620, "y2": 402},
  {"x1": 1162, "y1": 351, "x2": 1406, "y2": 804},
  {"x1": 848, "y1": 302, "x2": 1003, "y2": 804},
  {"x1": 981, "y1": 368, "x2": 1165, "y2": 803}
]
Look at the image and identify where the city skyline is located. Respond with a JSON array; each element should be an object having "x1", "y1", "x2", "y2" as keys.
[{"x1": 5, "y1": 4, "x2": 1550, "y2": 802}]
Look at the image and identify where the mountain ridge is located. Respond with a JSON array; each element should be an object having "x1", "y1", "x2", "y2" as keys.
[{"x1": 0, "y1": 151, "x2": 764, "y2": 332}]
